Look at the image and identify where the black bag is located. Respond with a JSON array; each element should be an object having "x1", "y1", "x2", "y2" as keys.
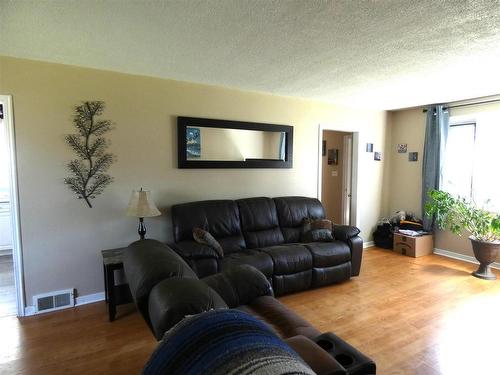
[{"x1": 373, "y1": 223, "x2": 394, "y2": 249}]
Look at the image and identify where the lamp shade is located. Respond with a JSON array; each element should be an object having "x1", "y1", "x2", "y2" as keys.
[{"x1": 126, "y1": 189, "x2": 161, "y2": 218}]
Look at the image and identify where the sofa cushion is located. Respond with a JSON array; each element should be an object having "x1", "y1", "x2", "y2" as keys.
[
  {"x1": 219, "y1": 249, "x2": 274, "y2": 277},
  {"x1": 171, "y1": 200, "x2": 246, "y2": 254},
  {"x1": 304, "y1": 241, "x2": 351, "y2": 268},
  {"x1": 301, "y1": 218, "x2": 334, "y2": 242},
  {"x1": 274, "y1": 197, "x2": 325, "y2": 243},
  {"x1": 259, "y1": 244, "x2": 313, "y2": 275},
  {"x1": 188, "y1": 258, "x2": 219, "y2": 278},
  {"x1": 203, "y1": 265, "x2": 273, "y2": 308},
  {"x1": 237, "y1": 197, "x2": 285, "y2": 248}
]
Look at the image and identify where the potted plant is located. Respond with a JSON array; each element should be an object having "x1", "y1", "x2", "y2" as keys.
[{"x1": 425, "y1": 190, "x2": 500, "y2": 280}]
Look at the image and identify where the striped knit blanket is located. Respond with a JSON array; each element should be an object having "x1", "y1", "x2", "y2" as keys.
[{"x1": 143, "y1": 309, "x2": 315, "y2": 375}]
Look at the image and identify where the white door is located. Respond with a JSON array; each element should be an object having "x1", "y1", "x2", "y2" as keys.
[
  {"x1": 0, "y1": 115, "x2": 12, "y2": 255},
  {"x1": 341, "y1": 135, "x2": 353, "y2": 225}
]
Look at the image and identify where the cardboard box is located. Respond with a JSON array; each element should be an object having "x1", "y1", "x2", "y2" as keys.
[{"x1": 393, "y1": 233, "x2": 433, "y2": 257}]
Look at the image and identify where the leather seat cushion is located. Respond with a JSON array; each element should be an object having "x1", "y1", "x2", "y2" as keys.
[
  {"x1": 188, "y1": 258, "x2": 219, "y2": 278},
  {"x1": 236, "y1": 295, "x2": 321, "y2": 340},
  {"x1": 259, "y1": 244, "x2": 312, "y2": 274},
  {"x1": 219, "y1": 250, "x2": 274, "y2": 277},
  {"x1": 304, "y1": 241, "x2": 351, "y2": 268}
]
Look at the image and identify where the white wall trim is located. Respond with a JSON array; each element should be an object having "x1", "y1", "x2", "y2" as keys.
[
  {"x1": 363, "y1": 241, "x2": 375, "y2": 249},
  {"x1": 434, "y1": 248, "x2": 500, "y2": 270},
  {"x1": 0, "y1": 95, "x2": 25, "y2": 317},
  {"x1": 24, "y1": 305, "x2": 35, "y2": 316},
  {"x1": 24, "y1": 291, "x2": 105, "y2": 316},
  {"x1": 75, "y1": 291, "x2": 105, "y2": 306}
]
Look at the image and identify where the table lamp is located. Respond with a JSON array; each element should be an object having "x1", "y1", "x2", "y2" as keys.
[{"x1": 126, "y1": 188, "x2": 161, "y2": 240}]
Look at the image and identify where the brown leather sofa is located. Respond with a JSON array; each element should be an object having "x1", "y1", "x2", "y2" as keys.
[
  {"x1": 171, "y1": 196, "x2": 364, "y2": 296},
  {"x1": 123, "y1": 239, "x2": 376, "y2": 374}
]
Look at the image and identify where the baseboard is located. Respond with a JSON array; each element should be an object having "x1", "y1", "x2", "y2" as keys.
[
  {"x1": 434, "y1": 248, "x2": 500, "y2": 270},
  {"x1": 24, "y1": 291, "x2": 105, "y2": 317},
  {"x1": 24, "y1": 305, "x2": 35, "y2": 316},
  {"x1": 76, "y1": 291, "x2": 105, "y2": 306},
  {"x1": 363, "y1": 241, "x2": 374, "y2": 249}
]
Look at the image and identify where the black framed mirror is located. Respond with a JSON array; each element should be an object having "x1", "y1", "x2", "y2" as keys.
[{"x1": 177, "y1": 117, "x2": 293, "y2": 168}]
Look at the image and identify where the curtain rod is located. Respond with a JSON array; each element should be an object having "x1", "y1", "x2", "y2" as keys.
[{"x1": 422, "y1": 98, "x2": 500, "y2": 113}]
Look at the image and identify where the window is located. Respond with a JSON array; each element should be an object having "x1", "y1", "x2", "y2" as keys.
[{"x1": 441, "y1": 112, "x2": 500, "y2": 213}]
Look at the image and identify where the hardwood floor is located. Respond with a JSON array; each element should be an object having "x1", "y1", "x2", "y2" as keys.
[{"x1": 1, "y1": 247, "x2": 499, "y2": 374}]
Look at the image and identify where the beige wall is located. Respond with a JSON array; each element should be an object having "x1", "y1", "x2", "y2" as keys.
[
  {"x1": 321, "y1": 130, "x2": 345, "y2": 223},
  {"x1": 388, "y1": 104, "x2": 500, "y2": 260},
  {"x1": 387, "y1": 108, "x2": 427, "y2": 216},
  {"x1": 0, "y1": 56, "x2": 389, "y2": 305}
]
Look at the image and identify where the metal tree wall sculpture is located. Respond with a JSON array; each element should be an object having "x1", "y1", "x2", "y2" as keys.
[{"x1": 64, "y1": 101, "x2": 115, "y2": 208}]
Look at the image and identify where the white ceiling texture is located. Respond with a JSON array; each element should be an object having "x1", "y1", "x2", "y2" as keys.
[{"x1": 2, "y1": 0, "x2": 500, "y2": 110}]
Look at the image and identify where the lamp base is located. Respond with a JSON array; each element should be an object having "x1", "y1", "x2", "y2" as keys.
[{"x1": 138, "y1": 217, "x2": 146, "y2": 240}]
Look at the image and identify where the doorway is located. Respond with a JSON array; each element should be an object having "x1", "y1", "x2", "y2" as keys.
[
  {"x1": 0, "y1": 95, "x2": 24, "y2": 317},
  {"x1": 318, "y1": 128, "x2": 357, "y2": 226}
]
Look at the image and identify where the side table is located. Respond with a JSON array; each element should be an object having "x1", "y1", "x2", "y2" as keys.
[{"x1": 101, "y1": 247, "x2": 133, "y2": 321}]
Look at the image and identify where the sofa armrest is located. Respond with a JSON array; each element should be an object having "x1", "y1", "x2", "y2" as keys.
[
  {"x1": 333, "y1": 226, "x2": 363, "y2": 276},
  {"x1": 148, "y1": 278, "x2": 228, "y2": 340},
  {"x1": 202, "y1": 265, "x2": 273, "y2": 308},
  {"x1": 285, "y1": 335, "x2": 347, "y2": 375},
  {"x1": 333, "y1": 225, "x2": 361, "y2": 241},
  {"x1": 123, "y1": 239, "x2": 198, "y2": 323},
  {"x1": 171, "y1": 240, "x2": 221, "y2": 260}
]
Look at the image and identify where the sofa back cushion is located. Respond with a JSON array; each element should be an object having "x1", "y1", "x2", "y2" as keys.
[
  {"x1": 171, "y1": 200, "x2": 246, "y2": 253},
  {"x1": 274, "y1": 197, "x2": 326, "y2": 243},
  {"x1": 237, "y1": 197, "x2": 285, "y2": 248}
]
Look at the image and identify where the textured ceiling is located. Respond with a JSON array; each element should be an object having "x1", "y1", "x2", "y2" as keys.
[{"x1": 2, "y1": 1, "x2": 500, "y2": 110}]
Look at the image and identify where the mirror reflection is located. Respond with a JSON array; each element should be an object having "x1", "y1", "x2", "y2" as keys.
[{"x1": 186, "y1": 127, "x2": 286, "y2": 161}]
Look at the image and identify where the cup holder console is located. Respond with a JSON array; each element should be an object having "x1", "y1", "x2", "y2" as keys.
[
  {"x1": 316, "y1": 338, "x2": 334, "y2": 351},
  {"x1": 313, "y1": 332, "x2": 376, "y2": 375}
]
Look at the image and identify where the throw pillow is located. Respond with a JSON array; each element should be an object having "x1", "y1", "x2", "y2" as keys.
[
  {"x1": 301, "y1": 218, "x2": 334, "y2": 242},
  {"x1": 193, "y1": 228, "x2": 224, "y2": 258}
]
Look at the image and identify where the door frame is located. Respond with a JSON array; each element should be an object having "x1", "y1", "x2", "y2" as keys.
[
  {"x1": 0, "y1": 95, "x2": 25, "y2": 317},
  {"x1": 341, "y1": 134, "x2": 353, "y2": 225},
  {"x1": 317, "y1": 124, "x2": 359, "y2": 227}
]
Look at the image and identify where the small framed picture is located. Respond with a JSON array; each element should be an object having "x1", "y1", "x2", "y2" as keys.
[
  {"x1": 328, "y1": 149, "x2": 339, "y2": 165},
  {"x1": 374, "y1": 152, "x2": 382, "y2": 161},
  {"x1": 366, "y1": 143, "x2": 373, "y2": 152},
  {"x1": 397, "y1": 144, "x2": 407, "y2": 153},
  {"x1": 409, "y1": 152, "x2": 418, "y2": 162},
  {"x1": 322, "y1": 140, "x2": 326, "y2": 156}
]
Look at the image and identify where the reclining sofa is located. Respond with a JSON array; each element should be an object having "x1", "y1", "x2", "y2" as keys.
[
  {"x1": 170, "y1": 196, "x2": 363, "y2": 295},
  {"x1": 123, "y1": 239, "x2": 376, "y2": 375}
]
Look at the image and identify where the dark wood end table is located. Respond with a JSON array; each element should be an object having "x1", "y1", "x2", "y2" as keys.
[{"x1": 101, "y1": 247, "x2": 133, "y2": 321}]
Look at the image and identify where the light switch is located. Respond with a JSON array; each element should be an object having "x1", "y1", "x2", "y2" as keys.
[{"x1": 331, "y1": 171, "x2": 338, "y2": 177}]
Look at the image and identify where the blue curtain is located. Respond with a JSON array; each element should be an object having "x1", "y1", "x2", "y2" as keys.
[{"x1": 422, "y1": 105, "x2": 449, "y2": 230}]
